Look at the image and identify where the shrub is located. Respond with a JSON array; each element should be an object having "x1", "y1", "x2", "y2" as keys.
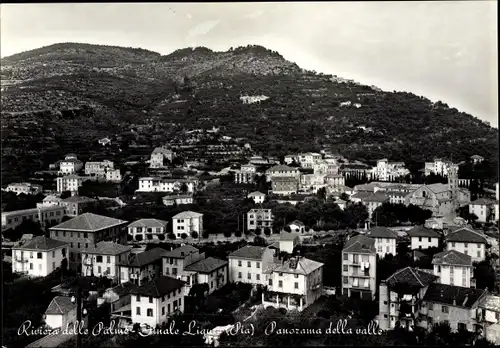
[
  {"x1": 181, "y1": 233, "x2": 188, "y2": 240},
  {"x1": 127, "y1": 234, "x2": 133, "y2": 241},
  {"x1": 264, "y1": 227, "x2": 271, "y2": 236},
  {"x1": 168, "y1": 233, "x2": 176, "y2": 240},
  {"x1": 202, "y1": 231, "x2": 209, "y2": 238},
  {"x1": 323, "y1": 223, "x2": 336, "y2": 231},
  {"x1": 135, "y1": 235, "x2": 143, "y2": 242},
  {"x1": 235, "y1": 230, "x2": 242, "y2": 237},
  {"x1": 312, "y1": 225, "x2": 321, "y2": 232},
  {"x1": 254, "y1": 228, "x2": 262, "y2": 236},
  {"x1": 244, "y1": 229, "x2": 251, "y2": 235},
  {"x1": 284, "y1": 226, "x2": 292, "y2": 233},
  {"x1": 158, "y1": 234, "x2": 166, "y2": 241},
  {"x1": 223, "y1": 230, "x2": 232, "y2": 238},
  {"x1": 146, "y1": 234, "x2": 153, "y2": 240},
  {"x1": 191, "y1": 231, "x2": 199, "y2": 239}
]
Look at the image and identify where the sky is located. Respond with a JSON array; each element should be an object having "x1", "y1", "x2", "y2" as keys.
[{"x1": 1, "y1": 2, "x2": 497, "y2": 127}]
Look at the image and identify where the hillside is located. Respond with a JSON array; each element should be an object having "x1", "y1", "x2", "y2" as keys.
[{"x1": 1, "y1": 42, "x2": 498, "y2": 182}]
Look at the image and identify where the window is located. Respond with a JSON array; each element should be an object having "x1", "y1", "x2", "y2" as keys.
[
  {"x1": 247, "y1": 273, "x2": 251, "y2": 280},
  {"x1": 419, "y1": 237, "x2": 422, "y2": 242},
  {"x1": 162, "y1": 307, "x2": 165, "y2": 315},
  {"x1": 278, "y1": 280, "x2": 283, "y2": 288},
  {"x1": 148, "y1": 296, "x2": 153, "y2": 303},
  {"x1": 452, "y1": 242, "x2": 455, "y2": 247},
  {"x1": 37, "y1": 253, "x2": 42, "y2": 259},
  {"x1": 464, "y1": 243, "x2": 468, "y2": 248},
  {"x1": 343, "y1": 253, "x2": 348, "y2": 261},
  {"x1": 256, "y1": 262, "x2": 260, "y2": 269},
  {"x1": 238, "y1": 260, "x2": 242, "y2": 267},
  {"x1": 52, "y1": 250, "x2": 55, "y2": 258},
  {"x1": 428, "y1": 237, "x2": 431, "y2": 242},
  {"x1": 343, "y1": 265, "x2": 348, "y2": 272},
  {"x1": 343, "y1": 276, "x2": 348, "y2": 284},
  {"x1": 147, "y1": 309, "x2": 153, "y2": 317},
  {"x1": 172, "y1": 268, "x2": 177, "y2": 276},
  {"x1": 256, "y1": 274, "x2": 260, "y2": 281},
  {"x1": 178, "y1": 298, "x2": 181, "y2": 306},
  {"x1": 477, "y1": 250, "x2": 481, "y2": 258},
  {"x1": 294, "y1": 274, "x2": 299, "y2": 278},
  {"x1": 279, "y1": 272, "x2": 283, "y2": 276},
  {"x1": 247, "y1": 261, "x2": 251, "y2": 267},
  {"x1": 173, "y1": 300, "x2": 178, "y2": 308},
  {"x1": 98, "y1": 266, "x2": 101, "y2": 273},
  {"x1": 384, "y1": 314, "x2": 388, "y2": 318},
  {"x1": 84, "y1": 233, "x2": 88, "y2": 238},
  {"x1": 167, "y1": 304, "x2": 171, "y2": 313},
  {"x1": 294, "y1": 282, "x2": 298, "y2": 289},
  {"x1": 85, "y1": 243, "x2": 88, "y2": 248},
  {"x1": 30, "y1": 263, "x2": 33, "y2": 270},
  {"x1": 107, "y1": 267, "x2": 110, "y2": 274},
  {"x1": 30, "y1": 252, "x2": 33, "y2": 259},
  {"x1": 107, "y1": 256, "x2": 111, "y2": 263},
  {"x1": 383, "y1": 301, "x2": 388, "y2": 305},
  {"x1": 437, "y1": 266, "x2": 441, "y2": 273},
  {"x1": 458, "y1": 323, "x2": 467, "y2": 331},
  {"x1": 442, "y1": 306, "x2": 449, "y2": 313},
  {"x1": 238, "y1": 272, "x2": 242, "y2": 279},
  {"x1": 136, "y1": 295, "x2": 140, "y2": 302}
]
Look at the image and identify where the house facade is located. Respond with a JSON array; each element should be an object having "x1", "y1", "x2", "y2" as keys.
[
  {"x1": 446, "y1": 227, "x2": 487, "y2": 262},
  {"x1": 246, "y1": 208, "x2": 274, "y2": 231},
  {"x1": 61, "y1": 196, "x2": 98, "y2": 217},
  {"x1": 128, "y1": 219, "x2": 169, "y2": 240},
  {"x1": 81, "y1": 242, "x2": 132, "y2": 282},
  {"x1": 137, "y1": 177, "x2": 196, "y2": 193},
  {"x1": 271, "y1": 177, "x2": 299, "y2": 195},
  {"x1": 84, "y1": 160, "x2": 114, "y2": 177},
  {"x1": 478, "y1": 295, "x2": 500, "y2": 345},
  {"x1": 172, "y1": 211, "x2": 203, "y2": 238},
  {"x1": 12, "y1": 236, "x2": 69, "y2": 277},
  {"x1": 228, "y1": 245, "x2": 275, "y2": 285},
  {"x1": 162, "y1": 194, "x2": 194, "y2": 206},
  {"x1": 234, "y1": 164, "x2": 257, "y2": 184},
  {"x1": 59, "y1": 154, "x2": 83, "y2": 175},
  {"x1": 119, "y1": 247, "x2": 167, "y2": 286},
  {"x1": 248, "y1": 191, "x2": 266, "y2": 204},
  {"x1": 56, "y1": 175, "x2": 85, "y2": 194},
  {"x1": 1, "y1": 205, "x2": 67, "y2": 231},
  {"x1": 469, "y1": 198, "x2": 496, "y2": 223},
  {"x1": 432, "y1": 250, "x2": 473, "y2": 288},
  {"x1": 265, "y1": 165, "x2": 300, "y2": 181},
  {"x1": 4, "y1": 182, "x2": 43, "y2": 195},
  {"x1": 44, "y1": 296, "x2": 78, "y2": 329},
  {"x1": 150, "y1": 147, "x2": 175, "y2": 168},
  {"x1": 368, "y1": 227, "x2": 398, "y2": 258},
  {"x1": 406, "y1": 226, "x2": 441, "y2": 250}
]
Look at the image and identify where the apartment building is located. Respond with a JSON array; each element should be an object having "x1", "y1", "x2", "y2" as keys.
[
  {"x1": 297, "y1": 152, "x2": 322, "y2": 168},
  {"x1": 234, "y1": 164, "x2": 257, "y2": 184},
  {"x1": 172, "y1": 211, "x2": 203, "y2": 238},
  {"x1": 1, "y1": 205, "x2": 67, "y2": 231},
  {"x1": 406, "y1": 226, "x2": 441, "y2": 250},
  {"x1": 119, "y1": 248, "x2": 167, "y2": 286},
  {"x1": 368, "y1": 227, "x2": 398, "y2": 258},
  {"x1": 246, "y1": 208, "x2": 274, "y2": 231},
  {"x1": 446, "y1": 227, "x2": 487, "y2": 262},
  {"x1": 478, "y1": 295, "x2": 500, "y2": 345},
  {"x1": 162, "y1": 194, "x2": 194, "y2": 206},
  {"x1": 61, "y1": 196, "x2": 98, "y2": 217},
  {"x1": 265, "y1": 165, "x2": 300, "y2": 181},
  {"x1": 137, "y1": 177, "x2": 196, "y2": 193},
  {"x1": 11, "y1": 236, "x2": 69, "y2": 277},
  {"x1": 127, "y1": 219, "x2": 168, "y2": 240},
  {"x1": 130, "y1": 276, "x2": 185, "y2": 327},
  {"x1": 4, "y1": 182, "x2": 43, "y2": 195},
  {"x1": 228, "y1": 245, "x2": 275, "y2": 285},
  {"x1": 432, "y1": 250, "x2": 473, "y2": 288},
  {"x1": 262, "y1": 256, "x2": 323, "y2": 311},
  {"x1": 185, "y1": 257, "x2": 228, "y2": 294},
  {"x1": 150, "y1": 147, "x2": 175, "y2": 168},
  {"x1": 424, "y1": 158, "x2": 455, "y2": 177},
  {"x1": 81, "y1": 242, "x2": 132, "y2": 282},
  {"x1": 341, "y1": 235, "x2": 377, "y2": 300},
  {"x1": 59, "y1": 154, "x2": 83, "y2": 175},
  {"x1": 362, "y1": 193, "x2": 390, "y2": 220},
  {"x1": 56, "y1": 175, "x2": 85, "y2": 194},
  {"x1": 106, "y1": 169, "x2": 122, "y2": 183},
  {"x1": 278, "y1": 231, "x2": 301, "y2": 254},
  {"x1": 36, "y1": 195, "x2": 63, "y2": 208},
  {"x1": 248, "y1": 191, "x2": 266, "y2": 204},
  {"x1": 370, "y1": 159, "x2": 410, "y2": 181},
  {"x1": 84, "y1": 160, "x2": 114, "y2": 177},
  {"x1": 271, "y1": 177, "x2": 299, "y2": 195},
  {"x1": 469, "y1": 198, "x2": 496, "y2": 223},
  {"x1": 49, "y1": 213, "x2": 128, "y2": 269}
]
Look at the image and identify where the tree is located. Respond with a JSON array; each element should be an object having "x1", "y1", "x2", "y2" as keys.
[
  {"x1": 147, "y1": 234, "x2": 153, "y2": 240},
  {"x1": 60, "y1": 191, "x2": 72, "y2": 199},
  {"x1": 264, "y1": 227, "x2": 271, "y2": 236},
  {"x1": 344, "y1": 203, "x2": 369, "y2": 228},
  {"x1": 223, "y1": 230, "x2": 232, "y2": 238},
  {"x1": 317, "y1": 187, "x2": 327, "y2": 200},
  {"x1": 135, "y1": 235, "x2": 143, "y2": 242},
  {"x1": 235, "y1": 230, "x2": 242, "y2": 237},
  {"x1": 252, "y1": 236, "x2": 266, "y2": 246},
  {"x1": 168, "y1": 233, "x2": 176, "y2": 240},
  {"x1": 158, "y1": 234, "x2": 166, "y2": 241},
  {"x1": 283, "y1": 225, "x2": 291, "y2": 232},
  {"x1": 202, "y1": 231, "x2": 209, "y2": 239},
  {"x1": 254, "y1": 228, "x2": 262, "y2": 236},
  {"x1": 191, "y1": 231, "x2": 199, "y2": 239},
  {"x1": 127, "y1": 234, "x2": 133, "y2": 241},
  {"x1": 339, "y1": 192, "x2": 350, "y2": 201},
  {"x1": 180, "y1": 183, "x2": 189, "y2": 193}
]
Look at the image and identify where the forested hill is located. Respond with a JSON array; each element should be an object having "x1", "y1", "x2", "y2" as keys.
[{"x1": 1, "y1": 42, "x2": 498, "y2": 176}]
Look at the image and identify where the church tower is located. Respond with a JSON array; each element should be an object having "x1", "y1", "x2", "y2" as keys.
[{"x1": 448, "y1": 164, "x2": 459, "y2": 202}]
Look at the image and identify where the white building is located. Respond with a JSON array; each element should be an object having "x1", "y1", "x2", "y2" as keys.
[
  {"x1": 184, "y1": 257, "x2": 229, "y2": 295},
  {"x1": 432, "y1": 250, "x2": 473, "y2": 288},
  {"x1": 130, "y1": 276, "x2": 185, "y2": 327},
  {"x1": 59, "y1": 154, "x2": 83, "y2": 175},
  {"x1": 228, "y1": 245, "x2": 275, "y2": 285},
  {"x1": 278, "y1": 232, "x2": 300, "y2": 254},
  {"x1": 262, "y1": 256, "x2": 323, "y2": 311},
  {"x1": 469, "y1": 198, "x2": 496, "y2": 223},
  {"x1": 162, "y1": 194, "x2": 194, "y2": 206},
  {"x1": 471, "y1": 155, "x2": 484, "y2": 165},
  {"x1": 137, "y1": 177, "x2": 196, "y2": 193},
  {"x1": 85, "y1": 160, "x2": 114, "y2": 177},
  {"x1": 424, "y1": 158, "x2": 455, "y2": 177},
  {"x1": 12, "y1": 236, "x2": 69, "y2": 277},
  {"x1": 297, "y1": 152, "x2": 323, "y2": 169},
  {"x1": 478, "y1": 295, "x2": 500, "y2": 345},
  {"x1": 128, "y1": 219, "x2": 169, "y2": 240},
  {"x1": 341, "y1": 235, "x2": 377, "y2": 300},
  {"x1": 368, "y1": 227, "x2": 398, "y2": 258},
  {"x1": 287, "y1": 220, "x2": 306, "y2": 234},
  {"x1": 37, "y1": 195, "x2": 63, "y2": 208},
  {"x1": 248, "y1": 191, "x2": 266, "y2": 204},
  {"x1": 44, "y1": 296, "x2": 77, "y2": 329},
  {"x1": 446, "y1": 227, "x2": 487, "y2": 262},
  {"x1": 4, "y1": 182, "x2": 43, "y2": 195},
  {"x1": 247, "y1": 208, "x2": 274, "y2": 231},
  {"x1": 265, "y1": 165, "x2": 300, "y2": 182},
  {"x1": 106, "y1": 169, "x2": 122, "y2": 183},
  {"x1": 406, "y1": 226, "x2": 441, "y2": 250},
  {"x1": 118, "y1": 248, "x2": 166, "y2": 286},
  {"x1": 81, "y1": 242, "x2": 132, "y2": 282},
  {"x1": 150, "y1": 147, "x2": 175, "y2": 168},
  {"x1": 56, "y1": 175, "x2": 84, "y2": 194},
  {"x1": 234, "y1": 164, "x2": 257, "y2": 184},
  {"x1": 2, "y1": 205, "x2": 67, "y2": 231},
  {"x1": 370, "y1": 159, "x2": 409, "y2": 181},
  {"x1": 172, "y1": 211, "x2": 203, "y2": 238},
  {"x1": 362, "y1": 193, "x2": 390, "y2": 220}
]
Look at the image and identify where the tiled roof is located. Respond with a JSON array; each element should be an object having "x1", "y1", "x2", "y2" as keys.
[
  {"x1": 130, "y1": 276, "x2": 184, "y2": 298},
  {"x1": 273, "y1": 257, "x2": 323, "y2": 275},
  {"x1": 272, "y1": 176, "x2": 299, "y2": 182},
  {"x1": 470, "y1": 198, "x2": 496, "y2": 206},
  {"x1": 426, "y1": 183, "x2": 450, "y2": 194},
  {"x1": 406, "y1": 226, "x2": 441, "y2": 238},
  {"x1": 446, "y1": 227, "x2": 487, "y2": 244},
  {"x1": 45, "y1": 296, "x2": 76, "y2": 315},
  {"x1": 248, "y1": 191, "x2": 265, "y2": 197},
  {"x1": 478, "y1": 295, "x2": 500, "y2": 312},
  {"x1": 229, "y1": 245, "x2": 268, "y2": 260},
  {"x1": 119, "y1": 247, "x2": 167, "y2": 267},
  {"x1": 368, "y1": 227, "x2": 399, "y2": 239},
  {"x1": 82, "y1": 241, "x2": 132, "y2": 255},
  {"x1": 343, "y1": 235, "x2": 376, "y2": 254},
  {"x1": 423, "y1": 283, "x2": 487, "y2": 309},
  {"x1": 184, "y1": 257, "x2": 228, "y2": 273},
  {"x1": 363, "y1": 192, "x2": 390, "y2": 203},
  {"x1": 267, "y1": 165, "x2": 298, "y2": 172},
  {"x1": 162, "y1": 245, "x2": 199, "y2": 259},
  {"x1": 350, "y1": 192, "x2": 374, "y2": 200},
  {"x1": 432, "y1": 250, "x2": 472, "y2": 266},
  {"x1": 128, "y1": 219, "x2": 169, "y2": 228},
  {"x1": 62, "y1": 196, "x2": 97, "y2": 203},
  {"x1": 152, "y1": 147, "x2": 173, "y2": 154},
  {"x1": 109, "y1": 282, "x2": 138, "y2": 297},
  {"x1": 280, "y1": 231, "x2": 300, "y2": 241},
  {"x1": 172, "y1": 211, "x2": 203, "y2": 219},
  {"x1": 385, "y1": 267, "x2": 438, "y2": 288},
  {"x1": 43, "y1": 195, "x2": 62, "y2": 202},
  {"x1": 16, "y1": 236, "x2": 68, "y2": 251},
  {"x1": 288, "y1": 220, "x2": 305, "y2": 227},
  {"x1": 50, "y1": 213, "x2": 127, "y2": 232}
]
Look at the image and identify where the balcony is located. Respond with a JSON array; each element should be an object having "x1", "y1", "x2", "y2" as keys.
[{"x1": 15, "y1": 257, "x2": 29, "y2": 263}]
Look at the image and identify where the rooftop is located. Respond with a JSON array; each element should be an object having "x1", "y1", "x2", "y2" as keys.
[
  {"x1": 45, "y1": 296, "x2": 76, "y2": 315},
  {"x1": 368, "y1": 227, "x2": 399, "y2": 239},
  {"x1": 446, "y1": 227, "x2": 487, "y2": 244},
  {"x1": 350, "y1": 192, "x2": 374, "y2": 200},
  {"x1": 15, "y1": 236, "x2": 68, "y2": 251},
  {"x1": 229, "y1": 245, "x2": 269, "y2": 260},
  {"x1": 119, "y1": 247, "x2": 167, "y2": 267},
  {"x1": 273, "y1": 256, "x2": 323, "y2": 275},
  {"x1": 423, "y1": 283, "x2": 487, "y2": 309},
  {"x1": 81, "y1": 241, "x2": 132, "y2": 256},
  {"x1": 280, "y1": 231, "x2": 301, "y2": 241},
  {"x1": 406, "y1": 225, "x2": 441, "y2": 238},
  {"x1": 62, "y1": 196, "x2": 97, "y2": 203},
  {"x1": 267, "y1": 165, "x2": 299, "y2": 172},
  {"x1": 128, "y1": 218, "x2": 169, "y2": 228},
  {"x1": 470, "y1": 198, "x2": 496, "y2": 206},
  {"x1": 50, "y1": 213, "x2": 127, "y2": 232},
  {"x1": 363, "y1": 192, "x2": 390, "y2": 203},
  {"x1": 162, "y1": 245, "x2": 199, "y2": 259},
  {"x1": 343, "y1": 235, "x2": 376, "y2": 254},
  {"x1": 432, "y1": 250, "x2": 472, "y2": 267},
  {"x1": 272, "y1": 176, "x2": 299, "y2": 182},
  {"x1": 478, "y1": 295, "x2": 500, "y2": 312},
  {"x1": 109, "y1": 281, "x2": 138, "y2": 297},
  {"x1": 248, "y1": 191, "x2": 266, "y2": 197},
  {"x1": 426, "y1": 183, "x2": 450, "y2": 194},
  {"x1": 288, "y1": 220, "x2": 305, "y2": 227},
  {"x1": 385, "y1": 267, "x2": 438, "y2": 288},
  {"x1": 130, "y1": 276, "x2": 184, "y2": 298},
  {"x1": 184, "y1": 257, "x2": 228, "y2": 273},
  {"x1": 172, "y1": 211, "x2": 203, "y2": 219}
]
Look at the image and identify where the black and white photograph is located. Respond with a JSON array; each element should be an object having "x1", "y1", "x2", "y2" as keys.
[{"x1": 1, "y1": 1, "x2": 498, "y2": 347}]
